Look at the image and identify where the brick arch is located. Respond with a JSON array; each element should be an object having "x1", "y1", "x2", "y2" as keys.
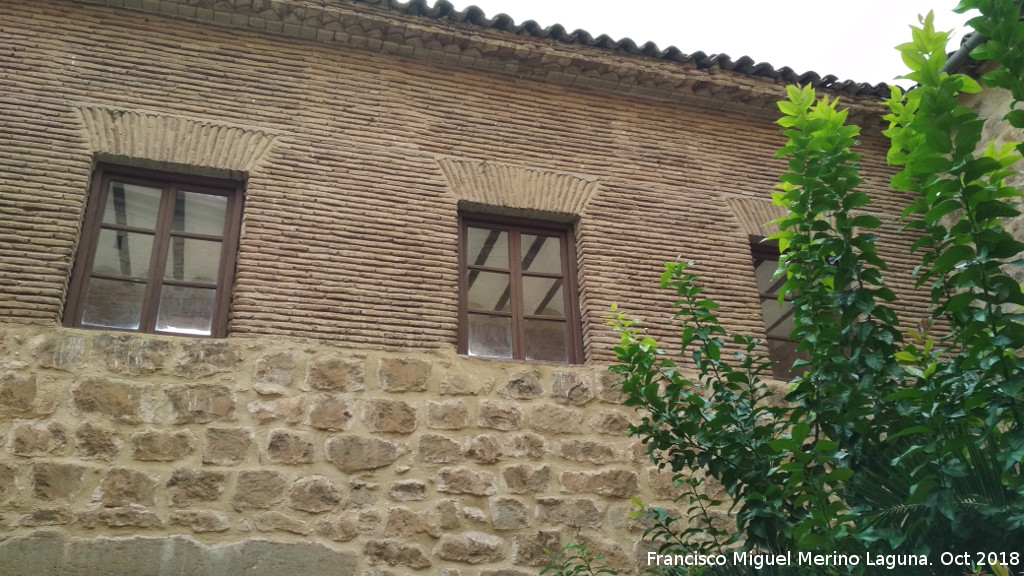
[
  {"x1": 75, "y1": 105, "x2": 279, "y2": 173},
  {"x1": 726, "y1": 197, "x2": 787, "y2": 240},
  {"x1": 437, "y1": 157, "x2": 599, "y2": 215}
]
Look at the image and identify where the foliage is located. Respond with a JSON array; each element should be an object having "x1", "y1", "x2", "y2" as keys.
[
  {"x1": 609, "y1": 0, "x2": 1024, "y2": 573},
  {"x1": 541, "y1": 532, "x2": 618, "y2": 576}
]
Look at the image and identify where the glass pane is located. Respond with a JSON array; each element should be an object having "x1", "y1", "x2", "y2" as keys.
[
  {"x1": 173, "y1": 191, "x2": 228, "y2": 236},
  {"x1": 523, "y1": 276, "x2": 564, "y2": 316},
  {"x1": 755, "y1": 259, "x2": 783, "y2": 294},
  {"x1": 91, "y1": 229, "x2": 154, "y2": 278},
  {"x1": 761, "y1": 299, "x2": 796, "y2": 339},
  {"x1": 521, "y1": 234, "x2": 562, "y2": 274},
  {"x1": 466, "y1": 271, "x2": 510, "y2": 312},
  {"x1": 164, "y1": 237, "x2": 222, "y2": 283},
  {"x1": 467, "y1": 314, "x2": 512, "y2": 359},
  {"x1": 524, "y1": 319, "x2": 568, "y2": 363},
  {"x1": 466, "y1": 227, "x2": 508, "y2": 269},
  {"x1": 156, "y1": 285, "x2": 216, "y2": 335},
  {"x1": 102, "y1": 182, "x2": 162, "y2": 229},
  {"x1": 81, "y1": 278, "x2": 146, "y2": 330}
]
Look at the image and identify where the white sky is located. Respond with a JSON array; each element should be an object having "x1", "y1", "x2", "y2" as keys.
[{"x1": 443, "y1": 0, "x2": 978, "y2": 87}]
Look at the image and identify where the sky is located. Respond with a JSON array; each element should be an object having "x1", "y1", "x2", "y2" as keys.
[{"x1": 442, "y1": 0, "x2": 978, "y2": 87}]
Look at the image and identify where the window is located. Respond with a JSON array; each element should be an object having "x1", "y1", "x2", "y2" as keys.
[
  {"x1": 751, "y1": 241, "x2": 803, "y2": 379},
  {"x1": 64, "y1": 166, "x2": 242, "y2": 337},
  {"x1": 459, "y1": 216, "x2": 583, "y2": 363}
]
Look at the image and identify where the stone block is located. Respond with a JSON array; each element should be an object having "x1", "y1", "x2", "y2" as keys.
[
  {"x1": 90, "y1": 334, "x2": 172, "y2": 375},
  {"x1": 325, "y1": 436, "x2": 404, "y2": 472},
  {"x1": 166, "y1": 469, "x2": 227, "y2": 505},
  {"x1": 0, "y1": 371, "x2": 36, "y2": 415},
  {"x1": 173, "y1": 340, "x2": 239, "y2": 378},
  {"x1": 426, "y1": 399, "x2": 468, "y2": 429},
  {"x1": 233, "y1": 470, "x2": 286, "y2": 510},
  {"x1": 32, "y1": 461, "x2": 86, "y2": 501},
  {"x1": 558, "y1": 439, "x2": 621, "y2": 464},
  {"x1": 247, "y1": 396, "x2": 305, "y2": 424},
  {"x1": 78, "y1": 504, "x2": 163, "y2": 528},
  {"x1": 480, "y1": 570, "x2": 534, "y2": 576},
  {"x1": 131, "y1": 429, "x2": 195, "y2": 461},
  {"x1": 305, "y1": 356, "x2": 363, "y2": 391},
  {"x1": 551, "y1": 371, "x2": 593, "y2": 405},
  {"x1": 477, "y1": 400, "x2": 523, "y2": 431},
  {"x1": 307, "y1": 394, "x2": 355, "y2": 431},
  {"x1": 30, "y1": 332, "x2": 84, "y2": 371},
  {"x1": 436, "y1": 531, "x2": 505, "y2": 564},
  {"x1": 418, "y1": 433, "x2": 463, "y2": 463},
  {"x1": 315, "y1": 514, "x2": 359, "y2": 542},
  {"x1": 530, "y1": 403, "x2": 582, "y2": 434},
  {"x1": 510, "y1": 531, "x2": 560, "y2": 567},
  {"x1": 364, "y1": 539, "x2": 431, "y2": 569},
  {"x1": 596, "y1": 370, "x2": 628, "y2": 404},
  {"x1": 0, "y1": 463, "x2": 17, "y2": 502},
  {"x1": 265, "y1": 429, "x2": 315, "y2": 464},
  {"x1": 588, "y1": 409, "x2": 630, "y2": 434},
  {"x1": 498, "y1": 371, "x2": 544, "y2": 399},
  {"x1": 253, "y1": 351, "x2": 297, "y2": 386},
  {"x1": 203, "y1": 427, "x2": 253, "y2": 466},
  {"x1": 434, "y1": 498, "x2": 460, "y2": 530},
  {"x1": 97, "y1": 467, "x2": 160, "y2": 507},
  {"x1": 377, "y1": 357, "x2": 430, "y2": 392},
  {"x1": 388, "y1": 479, "x2": 426, "y2": 501},
  {"x1": 439, "y1": 372, "x2": 491, "y2": 395},
  {"x1": 535, "y1": 497, "x2": 602, "y2": 528},
  {"x1": 384, "y1": 506, "x2": 428, "y2": 537},
  {"x1": 466, "y1": 434, "x2": 501, "y2": 464},
  {"x1": 72, "y1": 377, "x2": 143, "y2": 424},
  {"x1": 489, "y1": 496, "x2": 529, "y2": 530},
  {"x1": 500, "y1": 464, "x2": 550, "y2": 494},
  {"x1": 166, "y1": 385, "x2": 235, "y2": 423},
  {"x1": 10, "y1": 420, "x2": 71, "y2": 456},
  {"x1": 75, "y1": 422, "x2": 122, "y2": 460},
  {"x1": 19, "y1": 508, "x2": 76, "y2": 527},
  {"x1": 437, "y1": 467, "x2": 496, "y2": 495},
  {"x1": 361, "y1": 398, "x2": 418, "y2": 433},
  {"x1": 500, "y1": 432, "x2": 548, "y2": 459},
  {"x1": 255, "y1": 511, "x2": 312, "y2": 535},
  {"x1": 289, "y1": 475, "x2": 342, "y2": 513},
  {"x1": 169, "y1": 509, "x2": 231, "y2": 532},
  {"x1": 559, "y1": 470, "x2": 639, "y2": 497},
  {"x1": 647, "y1": 467, "x2": 685, "y2": 499}
]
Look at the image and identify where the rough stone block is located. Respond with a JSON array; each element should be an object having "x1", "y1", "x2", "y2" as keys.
[
  {"x1": 418, "y1": 433, "x2": 463, "y2": 463},
  {"x1": 535, "y1": 497, "x2": 602, "y2": 527},
  {"x1": 647, "y1": 467, "x2": 685, "y2": 499},
  {"x1": 255, "y1": 511, "x2": 312, "y2": 535},
  {"x1": 173, "y1": 340, "x2": 239, "y2": 378},
  {"x1": 203, "y1": 427, "x2": 253, "y2": 466},
  {"x1": 384, "y1": 506, "x2": 428, "y2": 537},
  {"x1": 325, "y1": 436, "x2": 404, "y2": 472},
  {"x1": 480, "y1": 569, "x2": 534, "y2": 576},
  {"x1": 500, "y1": 464, "x2": 550, "y2": 494},
  {"x1": 0, "y1": 371, "x2": 36, "y2": 415},
  {"x1": 32, "y1": 461, "x2": 86, "y2": 501},
  {"x1": 364, "y1": 539, "x2": 431, "y2": 569},
  {"x1": 253, "y1": 351, "x2": 297, "y2": 386},
  {"x1": 377, "y1": 357, "x2": 430, "y2": 392},
  {"x1": 361, "y1": 398, "x2": 418, "y2": 433},
  {"x1": 75, "y1": 422, "x2": 122, "y2": 460},
  {"x1": 307, "y1": 394, "x2": 355, "y2": 431},
  {"x1": 72, "y1": 377, "x2": 143, "y2": 424},
  {"x1": 289, "y1": 475, "x2": 342, "y2": 513},
  {"x1": 166, "y1": 385, "x2": 235, "y2": 423},
  {"x1": 166, "y1": 469, "x2": 227, "y2": 505},
  {"x1": 437, "y1": 467, "x2": 496, "y2": 495},
  {"x1": 388, "y1": 479, "x2": 426, "y2": 501},
  {"x1": 97, "y1": 467, "x2": 160, "y2": 507},
  {"x1": 247, "y1": 396, "x2": 305, "y2": 424},
  {"x1": 436, "y1": 531, "x2": 505, "y2": 564},
  {"x1": 596, "y1": 370, "x2": 628, "y2": 404},
  {"x1": 439, "y1": 372, "x2": 491, "y2": 395},
  {"x1": 0, "y1": 463, "x2": 17, "y2": 502},
  {"x1": 265, "y1": 429, "x2": 315, "y2": 464},
  {"x1": 530, "y1": 403, "x2": 582, "y2": 434},
  {"x1": 30, "y1": 332, "x2": 84, "y2": 371},
  {"x1": 500, "y1": 432, "x2": 548, "y2": 459},
  {"x1": 559, "y1": 470, "x2": 639, "y2": 497},
  {"x1": 588, "y1": 409, "x2": 630, "y2": 435},
  {"x1": 10, "y1": 420, "x2": 71, "y2": 456},
  {"x1": 550, "y1": 371, "x2": 593, "y2": 405},
  {"x1": 498, "y1": 371, "x2": 544, "y2": 399},
  {"x1": 477, "y1": 400, "x2": 523, "y2": 431},
  {"x1": 131, "y1": 429, "x2": 196, "y2": 461},
  {"x1": 90, "y1": 334, "x2": 172, "y2": 375},
  {"x1": 315, "y1": 514, "x2": 359, "y2": 542},
  {"x1": 19, "y1": 508, "x2": 76, "y2": 527},
  {"x1": 466, "y1": 434, "x2": 501, "y2": 464},
  {"x1": 426, "y1": 399, "x2": 468, "y2": 429},
  {"x1": 510, "y1": 531, "x2": 560, "y2": 567},
  {"x1": 78, "y1": 505, "x2": 163, "y2": 528},
  {"x1": 489, "y1": 496, "x2": 529, "y2": 530},
  {"x1": 233, "y1": 470, "x2": 286, "y2": 510},
  {"x1": 558, "y1": 439, "x2": 621, "y2": 464},
  {"x1": 169, "y1": 509, "x2": 231, "y2": 532},
  {"x1": 305, "y1": 356, "x2": 363, "y2": 391}
]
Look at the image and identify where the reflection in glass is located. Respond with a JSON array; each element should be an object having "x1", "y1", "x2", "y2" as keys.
[
  {"x1": 467, "y1": 314, "x2": 512, "y2": 359},
  {"x1": 523, "y1": 276, "x2": 564, "y2": 316},
  {"x1": 102, "y1": 182, "x2": 162, "y2": 229},
  {"x1": 524, "y1": 319, "x2": 568, "y2": 363},
  {"x1": 165, "y1": 238, "x2": 222, "y2": 283},
  {"x1": 174, "y1": 191, "x2": 228, "y2": 236},
  {"x1": 467, "y1": 271, "x2": 510, "y2": 312},
  {"x1": 92, "y1": 229, "x2": 154, "y2": 278},
  {"x1": 466, "y1": 227, "x2": 509, "y2": 269},
  {"x1": 156, "y1": 285, "x2": 216, "y2": 335},
  {"x1": 81, "y1": 278, "x2": 146, "y2": 330},
  {"x1": 521, "y1": 234, "x2": 561, "y2": 273}
]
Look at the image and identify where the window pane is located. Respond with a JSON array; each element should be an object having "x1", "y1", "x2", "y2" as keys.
[
  {"x1": 81, "y1": 278, "x2": 146, "y2": 330},
  {"x1": 761, "y1": 299, "x2": 795, "y2": 339},
  {"x1": 467, "y1": 271, "x2": 511, "y2": 312},
  {"x1": 91, "y1": 229, "x2": 154, "y2": 278},
  {"x1": 467, "y1": 314, "x2": 512, "y2": 359},
  {"x1": 156, "y1": 285, "x2": 216, "y2": 335},
  {"x1": 523, "y1": 276, "x2": 564, "y2": 316},
  {"x1": 102, "y1": 182, "x2": 162, "y2": 229},
  {"x1": 524, "y1": 319, "x2": 568, "y2": 363},
  {"x1": 173, "y1": 191, "x2": 227, "y2": 236},
  {"x1": 165, "y1": 237, "x2": 222, "y2": 283},
  {"x1": 466, "y1": 227, "x2": 508, "y2": 269},
  {"x1": 521, "y1": 234, "x2": 562, "y2": 274}
]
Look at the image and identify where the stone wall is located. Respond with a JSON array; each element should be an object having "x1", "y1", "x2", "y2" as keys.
[{"x1": 0, "y1": 324, "x2": 702, "y2": 574}]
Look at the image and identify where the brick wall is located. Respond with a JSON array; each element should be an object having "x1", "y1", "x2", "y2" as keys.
[{"x1": 0, "y1": 0, "x2": 933, "y2": 573}]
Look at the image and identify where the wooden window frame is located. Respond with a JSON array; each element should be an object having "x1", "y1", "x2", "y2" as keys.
[
  {"x1": 458, "y1": 214, "x2": 584, "y2": 364},
  {"x1": 64, "y1": 165, "x2": 243, "y2": 338},
  {"x1": 750, "y1": 239, "x2": 801, "y2": 379}
]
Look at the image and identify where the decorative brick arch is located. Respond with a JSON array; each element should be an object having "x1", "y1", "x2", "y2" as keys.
[
  {"x1": 437, "y1": 157, "x2": 599, "y2": 215},
  {"x1": 726, "y1": 197, "x2": 787, "y2": 240}
]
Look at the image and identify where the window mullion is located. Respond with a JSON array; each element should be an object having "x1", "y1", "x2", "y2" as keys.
[
  {"x1": 141, "y1": 183, "x2": 176, "y2": 332},
  {"x1": 509, "y1": 225, "x2": 525, "y2": 360}
]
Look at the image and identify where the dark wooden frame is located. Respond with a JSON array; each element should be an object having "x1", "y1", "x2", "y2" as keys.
[
  {"x1": 458, "y1": 214, "x2": 584, "y2": 364},
  {"x1": 64, "y1": 165, "x2": 243, "y2": 338},
  {"x1": 749, "y1": 239, "x2": 800, "y2": 378}
]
